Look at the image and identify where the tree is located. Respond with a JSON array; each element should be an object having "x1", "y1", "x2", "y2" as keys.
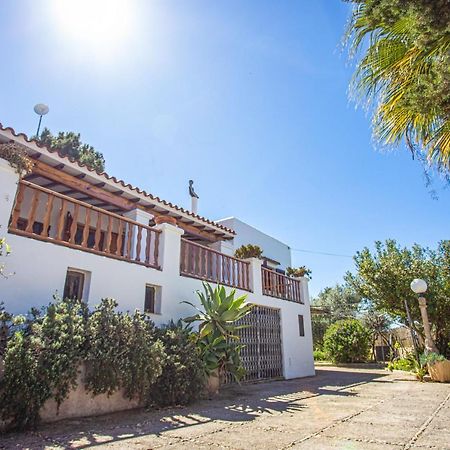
[
  {"x1": 310, "y1": 283, "x2": 361, "y2": 349},
  {"x1": 360, "y1": 303, "x2": 395, "y2": 360},
  {"x1": 37, "y1": 128, "x2": 106, "y2": 172},
  {"x1": 323, "y1": 319, "x2": 371, "y2": 363},
  {"x1": 344, "y1": 0, "x2": 450, "y2": 173},
  {"x1": 346, "y1": 239, "x2": 450, "y2": 357}
]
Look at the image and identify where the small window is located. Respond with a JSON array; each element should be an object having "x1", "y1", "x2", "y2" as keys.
[
  {"x1": 63, "y1": 270, "x2": 85, "y2": 301},
  {"x1": 298, "y1": 315, "x2": 305, "y2": 337},
  {"x1": 144, "y1": 285, "x2": 156, "y2": 313}
]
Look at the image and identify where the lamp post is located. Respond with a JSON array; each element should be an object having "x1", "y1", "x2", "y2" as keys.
[
  {"x1": 33, "y1": 103, "x2": 49, "y2": 137},
  {"x1": 410, "y1": 279, "x2": 438, "y2": 354}
]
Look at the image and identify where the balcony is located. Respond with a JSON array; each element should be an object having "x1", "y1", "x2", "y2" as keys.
[
  {"x1": 8, "y1": 180, "x2": 161, "y2": 269},
  {"x1": 261, "y1": 267, "x2": 303, "y2": 303},
  {"x1": 180, "y1": 239, "x2": 251, "y2": 291}
]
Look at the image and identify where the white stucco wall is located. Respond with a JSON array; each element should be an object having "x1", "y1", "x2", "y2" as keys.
[
  {"x1": 0, "y1": 161, "x2": 314, "y2": 379},
  {"x1": 216, "y1": 217, "x2": 292, "y2": 270}
]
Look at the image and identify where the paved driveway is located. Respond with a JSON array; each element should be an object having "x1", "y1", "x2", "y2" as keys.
[{"x1": 1, "y1": 366, "x2": 449, "y2": 449}]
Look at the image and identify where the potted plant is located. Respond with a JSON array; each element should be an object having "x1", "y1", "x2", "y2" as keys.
[
  {"x1": 234, "y1": 244, "x2": 263, "y2": 260},
  {"x1": 286, "y1": 266, "x2": 312, "y2": 279},
  {"x1": 420, "y1": 352, "x2": 450, "y2": 383}
]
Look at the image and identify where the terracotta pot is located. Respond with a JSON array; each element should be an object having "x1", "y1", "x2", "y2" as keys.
[
  {"x1": 428, "y1": 359, "x2": 450, "y2": 383},
  {"x1": 154, "y1": 215, "x2": 177, "y2": 226}
]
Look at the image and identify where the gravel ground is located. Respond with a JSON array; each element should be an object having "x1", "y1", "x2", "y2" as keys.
[{"x1": 1, "y1": 366, "x2": 449, "y2": 450}]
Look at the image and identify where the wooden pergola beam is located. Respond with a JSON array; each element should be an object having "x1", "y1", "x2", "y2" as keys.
[{"x1": 31, "y1": 160, "x2": 228, "y2": 242}]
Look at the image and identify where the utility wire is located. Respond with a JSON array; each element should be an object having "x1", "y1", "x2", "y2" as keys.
[{"x1": 290, "y1": 248, "x2": 353, "y2": 258}]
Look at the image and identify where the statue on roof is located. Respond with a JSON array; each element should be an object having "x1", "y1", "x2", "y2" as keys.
[{"x1": 189, "y1": 180, "x2": 199, "y2": 199}]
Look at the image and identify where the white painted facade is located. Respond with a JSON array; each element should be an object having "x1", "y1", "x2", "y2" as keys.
[
  {"x1": 0, "y1": 159, "x2": 315, "y2": 380},
  {"x1": 216, "y1": 217, "x2": 292, "y2": 270}
]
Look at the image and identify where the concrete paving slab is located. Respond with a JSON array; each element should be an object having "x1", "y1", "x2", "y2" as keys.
[
  {"x1": 1, "y1": 367, "x2": 448, "y2": 450},
  {"x1": 291, "y1": 435, "x2": 402, "y2": 449}
]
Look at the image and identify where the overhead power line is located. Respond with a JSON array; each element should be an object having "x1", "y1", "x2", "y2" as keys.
[{"x1": 290, "y1": 248, "x2": 353, "y2": 258}]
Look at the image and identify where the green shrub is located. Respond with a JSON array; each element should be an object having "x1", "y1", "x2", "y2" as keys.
[
  {"x1": 420, "y1": 352, "x2": 446, "y2": 367},
  {"x1": 0, "y1": 143, "x2": 33, "y2": 175},
  {"x1": 0, "y1": 298, "x2": 166, "y2": 430},
  {"x1": 387, "y1": 356, "x2": 416, "y2": 372},
  {"x1": 84, "y1": 299, "x2": 165, "y2": 399},
  {"x1": 147, "y1": 321, "x2": 205, "y2": 407},
  {"x1": 234, "y1": 244, "x2": 263, "y2": 259},
  {"x1": 286, "y1": 266, "x2": 312, "y2": 279},
  {"x1": 313, "y1": 349, "x2": 328, "y2": 361},
  {"x1": 323, "y1": 319, "x2": 370, "y2": 363},
  {"x1": 0, "y1": 298, "x2": 87, "y2": 430}
]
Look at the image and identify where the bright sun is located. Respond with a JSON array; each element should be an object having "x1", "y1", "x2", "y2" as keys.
[{"x1": 49, "y1": 0, "x2": 135, "y2": 57}]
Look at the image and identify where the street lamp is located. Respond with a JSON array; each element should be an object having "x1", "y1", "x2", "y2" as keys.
[
  {"x1": 33, "y1": 103, "x2": 49, "y2": 137},
  {"x1": 410, "y1": 279, "x2": 438, "y2": 354}
]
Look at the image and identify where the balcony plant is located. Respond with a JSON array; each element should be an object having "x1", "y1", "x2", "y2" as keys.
[
  {"x1": 0, "y1": 143, "x2": 33, "y2": 175},
  {"x1": 286, "y1": 266, "x2": 312, "y2": 279},
  {"x1": 183, "y1": 282, "x2": 253, "y2": 393},
  {"x1": 234, "y1": 244, "x2": 263, "y2": 260}
]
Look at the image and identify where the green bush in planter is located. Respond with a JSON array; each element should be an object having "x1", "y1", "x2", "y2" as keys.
[
  {"x1": 0, "y1": 297, "x2": 87, "y2": 430},
  {"x1": 147, "y1": 321, "x2": 205, "y2": 407},
  {"x1": 323, "y1": 319, "x2": 371, "y2": 363},
  {"x1": 84, "y1": 299, "x2": 165, "y2": 399}
]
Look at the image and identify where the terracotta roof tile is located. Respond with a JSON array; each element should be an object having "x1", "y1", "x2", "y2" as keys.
[{"x1": 0, "y1": 123, "x2": 235, "y2": 235}]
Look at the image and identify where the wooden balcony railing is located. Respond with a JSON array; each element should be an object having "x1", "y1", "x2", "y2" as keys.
[
  {"x1": 9, "y1": 180, "x2": 161, "y2": 269},
  {"x1": 261, "y1": 267, "x2": 303, "y2": 303},
  {"x1": 180, "y1": 239, "x2": 251, "y2": 291}
]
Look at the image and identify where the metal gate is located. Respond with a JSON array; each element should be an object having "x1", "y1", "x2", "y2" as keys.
[{"x1": 229, "y1": 305, "x2": 283, "y2": 382}]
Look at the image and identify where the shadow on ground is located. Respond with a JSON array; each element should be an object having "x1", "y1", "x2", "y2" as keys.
[{"x1": 0, "y1": 367, "x2": 389, "y2": 450}]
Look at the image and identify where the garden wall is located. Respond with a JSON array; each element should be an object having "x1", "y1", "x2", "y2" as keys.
[
  {"x1": 0, "y1": 360, "x2": 143, "y2": 426},
  {"x1": 39, "y1": 364, "x2": 144, "y2": 422}
]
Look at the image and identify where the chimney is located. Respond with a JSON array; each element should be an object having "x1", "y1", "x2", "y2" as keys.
[
  {"x1": 189, "y1": 179, "x2": 199, "y2": 214},
  {"x1": 191, "y1": 196, "x2": 198, "y2": 215}
]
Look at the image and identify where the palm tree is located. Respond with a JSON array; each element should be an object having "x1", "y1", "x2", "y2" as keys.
[{"x1": 345, "y1": 1, "x2": 450, "y2": 172}]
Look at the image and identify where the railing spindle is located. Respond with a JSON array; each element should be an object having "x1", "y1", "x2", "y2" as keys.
[
  {"x1": 116, "y1": 220, "x2": 124, "y2": 256},
  {"x1": 145, "y1": 227, "x2": 152, "y2": 264},
  {"x1": 126, "y1": 223, "x2": 133, "y2": 259},
  {"x1": 82, "y1": 208, "x2": 91, "y2": 247},
  {"x1": 135, "y1": 225, "x2": 142, "y2": 261},
  {"x1": 105, "y1": 215, "x2": 113, "y2": 253},
  {"x1": 94, "y1": 212, "x2": 102, "y2": 251},
  {"x1": 42, "y1": 193, "x2": 54, "y2": 237},
  {"x1": 69, "y1": 203, "x2": 79, "y2": 244},
  {"x1": 25, "y1": 189, "x2": 40, "y2": 233},
  {"x1": 56, "y1": 200, "x2": 67, "y2": 241}
]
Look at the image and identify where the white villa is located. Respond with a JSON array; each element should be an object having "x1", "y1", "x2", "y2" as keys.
[{"x1": 0, "y1": 123, "x2": 314, "y2": 381}]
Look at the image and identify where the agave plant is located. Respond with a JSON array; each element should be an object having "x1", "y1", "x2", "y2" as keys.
[{"x1": 183, "y1": 283, "x2": 253, "y2": 381}]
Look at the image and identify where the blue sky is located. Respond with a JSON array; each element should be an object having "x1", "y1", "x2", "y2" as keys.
[{"x1": 0, "y1": 0, "x2": 448, "y2": 296}]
